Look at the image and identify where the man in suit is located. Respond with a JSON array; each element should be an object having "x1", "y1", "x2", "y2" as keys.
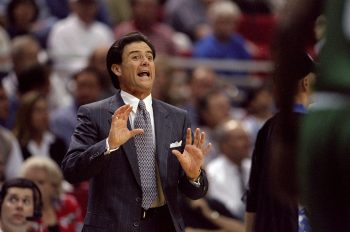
[{"x1": 61, "y1": 32, "x2": 211, "y2": 232}]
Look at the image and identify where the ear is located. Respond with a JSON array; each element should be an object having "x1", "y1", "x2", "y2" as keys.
[
  {"x1": 111, "y1": 64, "x2": 122, "y2": 77},
  {"x1": 302, "y1": 77, "x2": 309, "y2": 91}
]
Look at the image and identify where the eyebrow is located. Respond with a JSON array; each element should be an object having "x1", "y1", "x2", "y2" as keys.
[
  {"x1": 7, "y1": 193, "x2": 32, "y2": 199},
  {"x1": 127, "y1": 50, "x2": 153, "y2": 56}
]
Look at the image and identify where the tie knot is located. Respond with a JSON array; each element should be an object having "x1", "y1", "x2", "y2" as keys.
[{"x1": 138, "y1": 100, "x2": 147, "y2": 111}]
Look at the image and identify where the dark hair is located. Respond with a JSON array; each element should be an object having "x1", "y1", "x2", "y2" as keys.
[
  {"x1": 197, "y1": 89, "x2": 230, "y2": 126},
  {"x1": 0, "y1": 178, "x2": 42, "y2": 220},
  {"x1": 6, "y1": 0, "x2": 39, "y2": 25},
  {"x1": 17, "y1": 64, "x2": 51, "y2": 96},
  {"x1": 72, "y1": 66, "x2": 104, "y2": 87},
  {"x1": 106, "y1": 32, "x2": 156, "y2": 89},
  {"x1": 13, "y1": 91, "x2": 46, "y2": 146}
]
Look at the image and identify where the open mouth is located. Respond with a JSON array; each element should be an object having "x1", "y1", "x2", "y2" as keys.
[{"x1": 137, "y1": 71, "x2": 150, "y2": 77}]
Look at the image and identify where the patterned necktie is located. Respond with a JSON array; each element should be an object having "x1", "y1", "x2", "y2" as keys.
[{"x1": 134, "y1": 100, "x2": 157, "y2": 209}]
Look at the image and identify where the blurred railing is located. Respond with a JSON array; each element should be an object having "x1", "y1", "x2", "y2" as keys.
[{"x1": 168, "y1": 57, "x2": 274, "y2": 88}]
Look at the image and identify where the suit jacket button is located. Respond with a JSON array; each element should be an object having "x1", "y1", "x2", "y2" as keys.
[
  {"x1": 133, "y1": 222, "x2": 139, "y2": 227},
  {"x1": 136, "y1": 197, "x2": 141, "y2": 203}
]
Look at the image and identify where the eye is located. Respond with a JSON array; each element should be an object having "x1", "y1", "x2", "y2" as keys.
[
  {"x1": 22, "y1": 198, "x2": 32, "y2": 206},
  {"x1": 8, "y1": 195, "x2": 19, "y2": 204},
  {"x1": 146, "y1": 55, "x2": 154, "y2": 61},
  {"x1": 131, "y1": 55, "x2": 141, "y2": 61}
]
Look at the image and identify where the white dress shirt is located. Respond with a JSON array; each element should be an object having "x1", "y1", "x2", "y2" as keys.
[
  {"x1": 206, "y1": 155, "x2": 251, "y2": 219},
  {"x1": 48, "y1": 14, "x2": 114, "y2": 79},
  {"x1": 120, "y1": 91, "x2": 155, "y2": 143}
]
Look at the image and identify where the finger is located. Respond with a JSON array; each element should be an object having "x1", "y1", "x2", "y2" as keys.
[
  {"x1": 199, "y1": 131, "x2": 206, "y2": 148},
  {"x1": 202, "y1": 143, "x2": 212, "y2": 157},
  {"x1": 172, "y1": 149, "x2": 185, "y2": 163},
  {"x1": 121, "y1": 105, "x2": 133, "y2": 120},
  {"x1": 186, "y1": 128, "x2": 192, "y2": 145},
  {"x1": 112, "y1": 104, "x2": 130, "y2": 119},
  {"x1": 193, "y1": 128, "x2": 201, "y2": 147},
  {"x1": 113, "y1": 104, "x2": 129, "y2": 115}
]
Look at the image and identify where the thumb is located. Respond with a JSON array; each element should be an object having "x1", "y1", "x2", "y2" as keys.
[
  {"x1": 130, "y1": 129, "x2": 144, "y2": 137},
  {"x1": 172, "y1": 149, "x2": 184, "y2": 163}
]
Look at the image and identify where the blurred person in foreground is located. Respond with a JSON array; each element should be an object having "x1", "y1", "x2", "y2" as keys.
[
  {"x1": 20, "y1": 156, "x2": 82, "y2": 232},
  {"x1": 61, "y1": 32, "x2": 211, "y2": 231},
  {"x1": 245, "y1": 52, "x2": 316, "y2": 232},
  {"x1": 0, "y1": 178, "x2": 42, "y2": 232},
  {"x1": 273, "y1": 0, "x2": 350, "y2": 231}
]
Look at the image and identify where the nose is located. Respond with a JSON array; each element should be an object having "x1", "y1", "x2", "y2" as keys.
[
  {"x1": 140, "y1": 56, "x2": 149, "y2": 66},
  {"x1": 15, "y1": 201, "x2": 25, "y2": 209}
]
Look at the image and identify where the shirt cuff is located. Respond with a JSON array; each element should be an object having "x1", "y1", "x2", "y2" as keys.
[
  {"x1": 188, "y1": 170, "x2": 202, "y2": 187},
  {"x1": 104, "y1": 139, "x2": 119, "y2": 155}
]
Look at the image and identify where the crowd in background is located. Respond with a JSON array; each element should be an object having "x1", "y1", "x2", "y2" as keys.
[{"x1": 0, "y1": 0, "x2": 326, "y2": 231}]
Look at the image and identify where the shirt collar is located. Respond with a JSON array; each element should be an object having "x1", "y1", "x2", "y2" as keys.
[{"x1": 120, "y1": 90, "x2": 153, "y2": 113}]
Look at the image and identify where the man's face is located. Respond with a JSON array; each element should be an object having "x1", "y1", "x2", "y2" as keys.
[
  {"x1": 1, "y1": 187, "x2": 34, "y2": 229},
  {"x1": 30, "y1": 98, "x2": 49, "y2": 133},
  {"x1": 75, "y1": 72, "x2": 102, "y2": 106},
  {"x1": 223, "y1": 126, "x2": 251, "y2": 163},
  {"x1": 113, "y1": 41, "x2": 155, "y2": 99}
]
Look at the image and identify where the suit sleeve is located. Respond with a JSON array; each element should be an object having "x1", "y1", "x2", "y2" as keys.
[{"x1": 61, "y1": 105, "x2": 110, "y2": 184}]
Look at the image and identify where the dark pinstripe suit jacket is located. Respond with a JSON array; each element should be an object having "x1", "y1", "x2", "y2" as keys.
[{"x1": 61, "y1": 91, "x2": 208, "y2": 232}]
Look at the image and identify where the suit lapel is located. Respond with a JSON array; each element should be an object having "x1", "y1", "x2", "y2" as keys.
[
  {"x1": 108, "y1": 91, "x2": 141, "y2": 187},
  {"x1": 153, "y1": 100, "x2": 171, "y2": 185}
]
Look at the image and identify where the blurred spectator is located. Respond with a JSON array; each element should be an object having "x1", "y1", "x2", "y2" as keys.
[
  {"x1": 241, "y1": 84, "x2": 274, "y2": 143},
  {"x1": 0, "y1": 178, "x2": 42, "y2": 232},
  {"x1": 181, "y1": 196, "x2": 244, "y2": 232},
  {"x1": 2, "y1": 35, "x2": 42, "y2": 98},
  {"x1": 165, "y1": 0, "x2": 219, "y2": 41},
  {"x1": 0, "y1": 26, "x2": 12, "y2": 79},
  {"x1": 88, "y1": 45, "x2": 115, "y2": 98},
  {"x1": 114, "y1": 0, "x2": 179, "y2": 56},
  {"x1": 50, "y1": 67, "x2": 103, "y2": 148},
  {"x1": 20, "y1": 156, "x2": 83, "y2": 232},
  {"x1": 233, "y1": 0, "x2": 271, "y2": 14},
  {"x1": 206, "y1": 119, "x2": 251, "y2": 220},
  {"x1": 193, "y1": 1, "x2": 253, "y2": 76},
  {"x1": 1, "y1": 35, "x2": 45, "y2": 129},
  {"x1": 0, "y1": 81, "x2": 9, "y2": 127},
  {"x1": 45, "y1": 0, "x2": 112, "y2": 26},
  {"x1": 1, "y1": 83, "x2": 23, "y2": 180},
  {"x1": 47, "y1": 0, "x2": 114, "y2": 82},
  {"x1": 0, "y1": 125, "x2": 23, "y2": 181},
  {"x1": 105, "y1": 0, "x2": 131, "y2": 25},
  {"x1": 4, "y1": 0, "x2": 52, "y2": 47},
  {"x1": 150, "y1": 55, "x2": 193, "y2": 106},
  {"x1": 182, "y1": 65, "x2": 218, "y2": 128},
  {"x1": 197, "y1": 89, "x2": 235, "y2": 164},
  {"x1": 5, "y1": 0, "x2": 39, "y2": 38},
  {"x1": 313, "y1": 14, "x2": 326, "y2": 55},
  {"x1": 16, "y1": 63, "x2": 50, "y2": 97},
  {"x1": 13, "y1": 91, "x2": 67, "y2": 166}
]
